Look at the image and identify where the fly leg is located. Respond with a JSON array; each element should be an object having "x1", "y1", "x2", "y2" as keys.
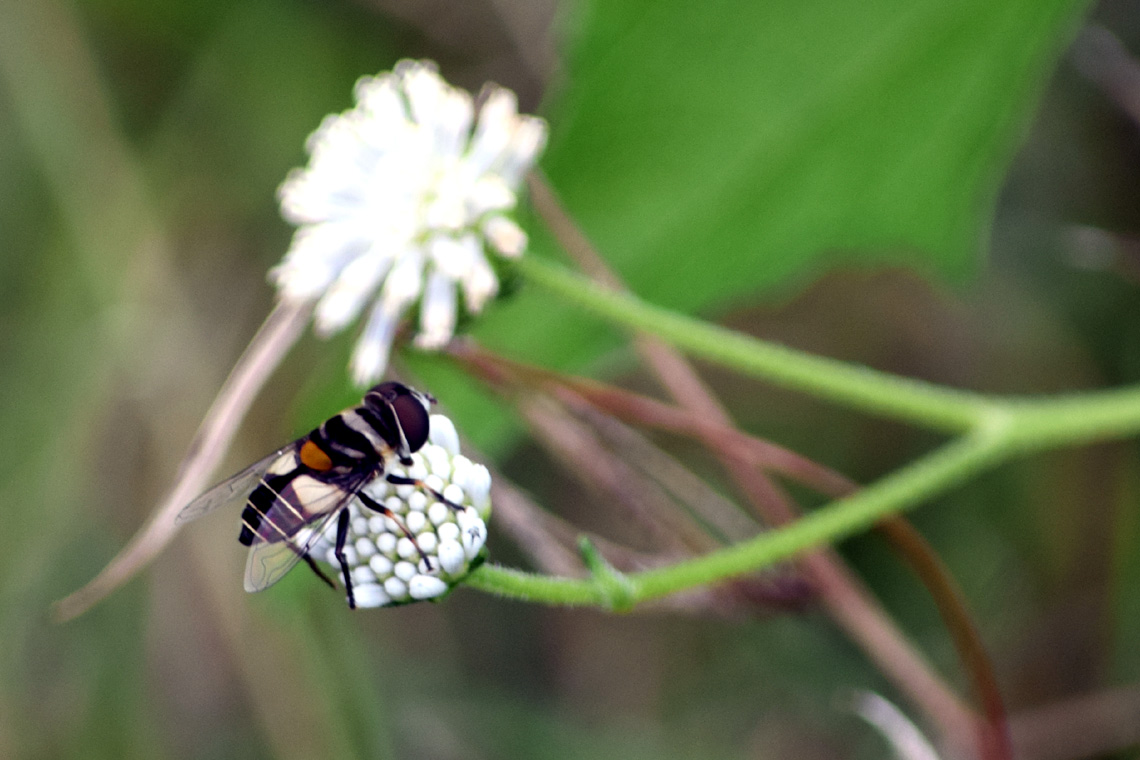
[
  {"x1": 334, "y1": 508, "x2": 356, "y2": 609},
  {"x1": 385, "y1": 474, "x2": 464, "y2": 513},
  {"x1": 357, "y1": 492, "x2": 434, "y2": 571},
  {"x1": 301, "y1": 553, "x2": 338, "y2": 590}
]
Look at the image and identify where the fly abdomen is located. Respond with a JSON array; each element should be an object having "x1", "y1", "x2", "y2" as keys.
[
  {"x1": 318, "y1": 413, "x2": 379, "y2": 464},
  {"x1": 238, "y1": 471, "x2": 302, "y2": 546}
]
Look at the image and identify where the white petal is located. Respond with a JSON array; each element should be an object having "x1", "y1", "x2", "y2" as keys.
[
  {"x1": 376, "y1": 533, "x2": 398, "y2": 556},
  {"x1": 369, "y1": 555, "x2": 393, "y2": 577},
  {"x1": 383, "y1": 576, "x2": 408, "y2": 600},
  {"x1": 421, "y1": 444, "x2": 453, "y2": 479},
  {"x1": 483, "y1": 216, "x2": 527, "y2": 258},
  {"x1": 409, "y1": 574, "x2": 449, "y2": 600},
  {"x1": 351, "y1": 565, "x2": 376, "y2": 584},
  {"x1": 425, "y1": 171, "x2": 473, "y2": 231},
  {"x1": 394, "y1": 560, "x2": 417, "y2": 581},
  {"x1": 363, "y1": 479, "x2": 390, "y2": 501},
  {"x1": 272, "y1": 224, "x2": 369, "y2": 300},
  {"x1": 429, "y1": 234, "x2": 478, "y2": 280},
  {"x1": 458, "y1": 507, "x2": 487, "y2": 558},
  {"x1": 350, "y1": 298, "x2": 401, "y2": 386},
  {"x1": 314, "y1": 251, "x2": 393, "y2": 334},
  {"x1": 437, "y1": 539, "x2": 466, "y2": 575},
  {"x1": 467, "y1": 464, "x2": 492, "y2": 512},
  {"x1": 435, "y1": 89, "x2": 474, "y2": 159},
  {"x1": 405, "y1": 511, "x2": 427, "y2": 534},
  {"x1": 354, "y1": 73, "x2": 407, "y2": 127},
  {"x1": 428, "y1": 415, "x2": 461, "y2": 456},
  {"x1": 461, "y1": 249, "x2": 499, "y2": 313},
  {"x1": 496, "y1": 116, "x2": 548, "y2": 186},
  {"x1": 399, "y1": 61, "x2": 447, "y2": 128},
  {"x1": 428, "y1": 501, "x2": 451, "y2": 527},
  {"x1": 406, "y1": 458, "x2": 428, "y2": 480},
  {"x1": 396, "y1": 538, "x2": 418, "y2": 560},
  {"x1": 354, "y1": 538, "x2": 377, "y2": 559},
  {"x1": 468, "y1": 176, "x2": 515, "y2": 216},
  {"x1": 443, "y1": 483, "x2": 465, "y2": 506},
  {"x1": 415, "y1": 269, "x2": 457, "y2": 349},
  {"x1": 381, "y1": 249, "x2": 426, "y2": 307},
  {"x1": 437, "y1": 522, "x2": 460, "y2": 543},
  {"x1": 449, "y1": 455, "x2": 473, "y2": 486},
  {"x1": 466, "y1": 87, "x2": 519, "y2": 177},
  {"x1": 406, "y1": 491, "x2": 428, "y2": 512},
  {"x1": 416, "y1": 532, "x2": 438, "y2": 553},
  {"x1": 353, "y1": 583, "x2": 391, "y2": 608}
]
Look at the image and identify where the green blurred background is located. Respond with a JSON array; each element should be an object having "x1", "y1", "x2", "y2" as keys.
[{"x1": 5, "y1": 0, "x2": 1140, "y2": 757}]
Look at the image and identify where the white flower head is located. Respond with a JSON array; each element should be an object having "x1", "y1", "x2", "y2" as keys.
[
  {"x1": 273, "y1": 60, "x2": 547, "y2": 385},
  {"x1": 310, "y1": 414, "x2": 493, "y2": 608}
]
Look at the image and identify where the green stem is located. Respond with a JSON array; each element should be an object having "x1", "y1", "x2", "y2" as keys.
[
  {"x1": 463, "y1": 564, "x2": 603, "y2": 606},
  {"x1": 1005, "y1": 389, "x2": 1140, "y2": 452},
  {"x1": 514, "y1": 256, "x2": 995, "y2": 434},
  {"x1": 514, "y1": 256, "x2": 1140, "y2": 449},
  {"x1": 467, "y1": 426, "x2": 1009, "y2": 608}
]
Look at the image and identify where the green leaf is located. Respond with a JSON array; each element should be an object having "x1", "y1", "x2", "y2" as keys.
[
  {"x1": 440, "y1": 0, "x2": 1089, "y2": 450},
  {"x1": 542, "y1": 0, "x2": 1088, "y2": 305}
]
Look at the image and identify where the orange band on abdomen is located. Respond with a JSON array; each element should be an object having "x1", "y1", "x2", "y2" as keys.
[{"x1": 299, "y1": 439, "x2": 334, "y2": 471}]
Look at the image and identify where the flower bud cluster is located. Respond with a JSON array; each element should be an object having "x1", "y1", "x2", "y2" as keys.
[{"x1": 312, "y1": 414, "x2": 491, "y2": 608}]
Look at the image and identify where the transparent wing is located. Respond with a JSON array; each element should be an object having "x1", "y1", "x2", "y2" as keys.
[
  {"x1": 242, "y1": 474, "x2": 371, "y2": 593},
  {"x1": 176, "y1": 443, "x2": 299, "y2": 525},
  {"x1": 243, "y1": 508, "x2": 343, "y2": 592}
]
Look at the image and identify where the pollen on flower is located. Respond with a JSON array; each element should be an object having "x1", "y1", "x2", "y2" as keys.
[{"x1": 272, "y1": 59, "x2": 548, "y2": 385}]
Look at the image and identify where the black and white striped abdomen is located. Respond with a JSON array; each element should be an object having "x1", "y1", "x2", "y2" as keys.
[{"x1": 314, "y1": 408, "x2": 394, "y2": 465}]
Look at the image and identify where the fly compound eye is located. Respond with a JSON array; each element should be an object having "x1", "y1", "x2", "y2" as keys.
[
  {"x1": 392, "y1": 391, "x2": 430, "y2": 453},
  {"x1": 366, "y1": 381, "x2": 404, "y2": 405}
]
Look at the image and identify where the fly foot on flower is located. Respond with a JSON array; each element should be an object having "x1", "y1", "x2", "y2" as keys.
[
  {"x1": 273, "y1": 59, "x2": 548, "y2": 385},
  {"x1": 311, "y1": 414, "x2": 493, "y2": 608}
]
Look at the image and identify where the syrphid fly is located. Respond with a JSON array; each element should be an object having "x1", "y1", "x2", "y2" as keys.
[{"x1": 177, "y1": 382, "x2": 460, "y2": 608}]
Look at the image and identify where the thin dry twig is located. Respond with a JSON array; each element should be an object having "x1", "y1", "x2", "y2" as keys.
[
  {"x1": 1009, "y1": 682, "x2": 1140, "y2": 760},
  {"x1": 55, "y1": 299, "x2": 312, "y2": 621},
  {"x1": 517, "y1": 393, "x2": 719, "y2": 554},
  {"x1": 569, "y1": 401, "x2": 760, "y2": 543}
]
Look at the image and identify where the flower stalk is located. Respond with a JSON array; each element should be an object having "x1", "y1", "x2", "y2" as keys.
[{"x1": 466, "y1": 426, "x2": 1009, "y2": 608}]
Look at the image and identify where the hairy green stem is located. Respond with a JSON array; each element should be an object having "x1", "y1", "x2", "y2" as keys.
[
  {"x1": 467, "y1": 426, "x2": 1009, "y2": 608},
  {"x1": 514, "y1": 256, "x2": 994, "y2": 433},
  {"x1": 514, "y1": 256, "x2": 1140, "y2": 447}
]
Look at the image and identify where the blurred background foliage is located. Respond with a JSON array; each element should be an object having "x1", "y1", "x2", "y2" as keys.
[{"x1": 5, "y1": 0, "x2": 1140, "y2": 757}]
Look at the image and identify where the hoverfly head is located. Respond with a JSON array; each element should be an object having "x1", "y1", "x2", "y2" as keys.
[{"x1": 365, "y1": 382, "x2": 434, "y2": 461}]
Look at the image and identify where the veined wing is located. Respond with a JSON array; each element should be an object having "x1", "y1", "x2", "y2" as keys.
[
  {"x1": 243, "y1": 508, "x2": 343, "y2": 593},
  {"x1": 242, "y1": 470, "x2": 373, "y2": 593},
  {"x1": 176, "y1": 443, "x2": 299, "y2": 525}
]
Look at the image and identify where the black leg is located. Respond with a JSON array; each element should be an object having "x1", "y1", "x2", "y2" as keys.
[
  {"x1": 335, "y1": 508, "x2": 356, "y2": 609},
  {"x1": 385, "y1": 474, "x2": 464, "y2": 512},
  {"x1": 357, "y1": 492, "x2": 434, "y2": 571},
  {"x1": 301, "y1": 552, "x2": 337, "y2": 590}
]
